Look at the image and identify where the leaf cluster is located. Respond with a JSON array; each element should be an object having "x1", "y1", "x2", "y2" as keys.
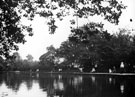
[
  {"x1": 0, "y1": 0, "x2": 33, "y2": 58},
  {"x1": 18, "y1": 0, "x2": 126, "y2": 34}
]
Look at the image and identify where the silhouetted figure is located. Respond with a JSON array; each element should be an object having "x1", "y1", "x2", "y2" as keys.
[
  {"x1": 36, "y1": 69, "x2": 39, "y2": 72},
  {"x1": 120, "y1": 62, "x2": 125, "y2": 73},
  {"x1": 130, "y1": 19, "x2": 132, "y2": 22}
]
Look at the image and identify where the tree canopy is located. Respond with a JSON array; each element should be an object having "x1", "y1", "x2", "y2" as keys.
[
  {"x1": 38, "y1": 23, "x2": 135, "y2": 73},
  {"x1": 26, "y1": 54, "x2": 33, "y2": 62},
  {"x1": 0, "y1": 0, "x2": 32, "y2": 59},
  {"x1": 17, "y1": 0, "x2": 126, "y2": 33},
  {"x1": 0, "y1": 0, "x2": 126, "y2": 59}
]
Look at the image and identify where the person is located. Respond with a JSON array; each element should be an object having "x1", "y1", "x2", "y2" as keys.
[
  {"x1": 120, "y1": 62, "x2": 125, "y2": 73},
  {"x1": 91, "y1": 68, "x2": 95, "y2": 73},
  {"x1": 109, "y1": 69, "x2": 112, "y2": 73}
]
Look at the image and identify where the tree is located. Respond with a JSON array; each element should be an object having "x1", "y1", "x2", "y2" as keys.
[
  {"x1": 68, "y1": 22, "x2": 105, "y2": 72},
  {"x1": 17, "y1": 0, "x2": 126, "y2": 33},
  {"x1": 0, "y1": 0, "x2": 32, "y2": 59},
  {"x1": 56, "y1": 40, "x2": 81, "y2": 69},
  {"x1": 109, "y1": 29, "x2": 133, "y2": 72},
  {"x1": 13, "y1": 52, "x2": 22, "y2": 61},
  {"x1": 0, "y1": 56, "x2": 5, "y2": 71},
  {"x1": 39, "y1": 45, "x2": 56, "y2": 71},
  {"x1": 26, "y1": 54, "x2": 33, "y2": 62},
  {"x1": 56, "y1": 23, "x2": 135, "y2": 73},
  {"x1": 126, "y1": 35, "x2": 135, "y2": 72}
]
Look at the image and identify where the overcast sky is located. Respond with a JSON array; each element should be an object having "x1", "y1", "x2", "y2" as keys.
[{"x1": 18, "y1": 0, "x2": 135, "y2": 61}]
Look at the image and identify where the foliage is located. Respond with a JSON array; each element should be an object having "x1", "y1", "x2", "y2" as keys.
[
  {"x1": 39, "y1": 45, "x2": 56, "y2": 71},
  {"x1": 16, "y1": 0, "x2": 126, "y2": 34},
  {"x1": 0, "y1": 0, "x2": 131, "y2": 72},
  {"x1": 53, "y1": 23, "x2": 135, "y2": 73},
  {"x1": 13, "y1": 52, "x2": 22, "y2": 61},
  {"x1": 0, "y1": 52, "x2": 39, "y2": 71},
  {"x1": 0, "y1": 0, "x2": 32, "y2": 59},
  {"x1": 37, "y1": 24, "x2": 135, "y2": 73},
  {"x1": 0, "y1": 56, "x2": 6, "y2": 71},
  {"x1": 26, "y1": 54, "x2": 33, "y2": 62}
]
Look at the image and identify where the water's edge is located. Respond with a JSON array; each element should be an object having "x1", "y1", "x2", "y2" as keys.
[{"x1": 1, "y1": 71, "x2": 135, "y2": 76}]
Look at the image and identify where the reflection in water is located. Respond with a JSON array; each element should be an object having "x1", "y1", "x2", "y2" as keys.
[
  {"x1": 109, "y1": 77, "x2": 112, "y2": 84},
  {"x1": 120, "y1": 84, "x2": 124, "y2": 94},
  {"x1": 0, "y1": 72, "x2": 135, "y2": 97},
  {"x1": 91, "y1": 76, "x2": 96, "y2": 83},
  {"x1": 53, "y1": 79, "x2": 64, "y2": 91}
]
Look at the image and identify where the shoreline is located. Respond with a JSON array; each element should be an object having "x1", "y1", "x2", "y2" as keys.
[
  {"x1": 1, "y1": 71, "x2": 135, "y2": 76},
  {"x1": 49, "y1": 72, "x2": 135, "y2": 75}
]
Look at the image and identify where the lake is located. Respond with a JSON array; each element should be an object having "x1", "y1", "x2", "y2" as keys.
[{"x1": 0, "y1": 72, "x2": 135, "y2": 97}]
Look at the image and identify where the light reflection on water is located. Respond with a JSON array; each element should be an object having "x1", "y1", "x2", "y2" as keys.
[{"x1": 0, "y1": 72, "x2": 135, "y2": 97}]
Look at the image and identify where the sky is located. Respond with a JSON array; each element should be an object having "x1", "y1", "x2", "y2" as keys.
[{"x1": 18, "y1": 0, "x2": 135, "y2": 61}]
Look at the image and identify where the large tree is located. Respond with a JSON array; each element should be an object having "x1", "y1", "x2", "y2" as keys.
[
  {"x1": 39, "y1": 45, "x2": 56, "y2": 71},
  {"x1": 56, "y1": 40, "x2": 81, "y2": 68},
  {"x1": 56, "y1": 23, "x2": 134, "y2": 72}
]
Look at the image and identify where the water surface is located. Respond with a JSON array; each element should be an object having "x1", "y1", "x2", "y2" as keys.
[{"x1": 0, "y1": 72, "x2": 135, "y2": 97}]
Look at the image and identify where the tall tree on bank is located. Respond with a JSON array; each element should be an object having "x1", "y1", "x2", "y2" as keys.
[
  {"x1": 39, "y1": 45, "x2": 56, "y2": 71},
  {"x1": 55, "y1": 23, "x2": 134, "y2": 72}
]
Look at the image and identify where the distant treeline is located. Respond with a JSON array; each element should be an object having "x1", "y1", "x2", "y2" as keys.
[{"x1": 1, "y1": 23, "x2": 135, "y2": 73}]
